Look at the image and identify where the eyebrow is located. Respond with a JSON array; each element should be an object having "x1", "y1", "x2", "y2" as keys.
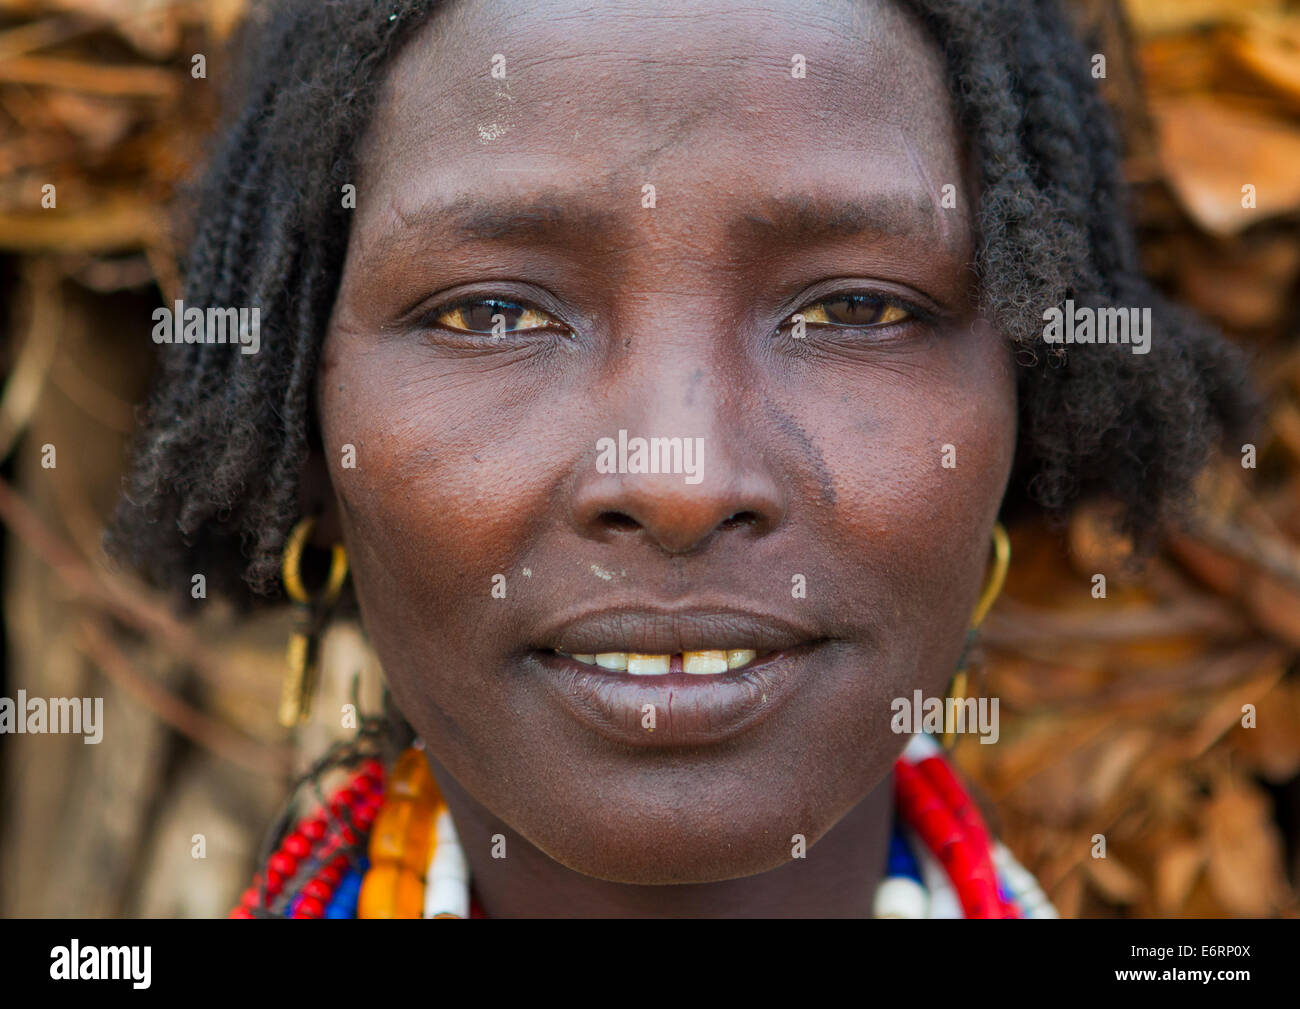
[
  {"x1": 371, "y1": 186, "x2": 945, "y2": 258},
  {"x1": 735, "y1": 191, "x2": 942, "y2": 245},
  {"x1": 385, "y1": 190, "x2": 622, "y2": 247}
]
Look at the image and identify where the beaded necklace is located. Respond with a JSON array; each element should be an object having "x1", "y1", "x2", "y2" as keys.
[{"x1": 232, "y1": 734, "x2": 1055, "y2": 919}]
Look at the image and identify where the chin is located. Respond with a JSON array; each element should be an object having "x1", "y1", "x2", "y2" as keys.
[
  {"x1": 524, "y1": 782, "x2": 819, "y2": 886},
  {"x1": 548, "y1": 834, "x2": 800, "y2": 887}
]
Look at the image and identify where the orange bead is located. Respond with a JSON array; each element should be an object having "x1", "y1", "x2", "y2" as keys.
[
  {"x1": 357, "y1": 863, "x2": 426, "y2": 919},
  {"x1": 404, "y1": 813, "x2": 435, "y2": 876},
  {"x1": 387, "y1": 748, "x2": 441, "y2": 804},
  {"x1": 368, "y1": 798, "x2": 436, "y2": 876},
  {"x1": 368, "y1": 798, "x2": 410, "y2": 864}
]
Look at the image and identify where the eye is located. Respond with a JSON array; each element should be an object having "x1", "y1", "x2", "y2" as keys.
[
  {"x1": 429, "y1": 297, "x2": 568, "y2": 336},
  {"x1": 791, "y1": 293, "x2": 912, "y2": 329}
]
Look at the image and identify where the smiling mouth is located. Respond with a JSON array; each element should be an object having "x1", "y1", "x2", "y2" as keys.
[
  {"x1": 530, "y1": 606, "x2": 829, "y2": 745},
  {"x1": 533, "y1": 642, "x2": 824, "y2": 747},
  {"x1": 553, "y1": 649, "x2": 761, "y2": 675}
]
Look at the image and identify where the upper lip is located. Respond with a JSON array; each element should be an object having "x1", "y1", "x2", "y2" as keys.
[{"x1": 535, "y1": 605, "x2": 823, "y2": 656}]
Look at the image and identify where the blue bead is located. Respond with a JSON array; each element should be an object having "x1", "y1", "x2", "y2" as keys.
[
  {"x1": 887, "y1": 825, "x2": 923, "y2": 882},
  {"x1": 319, "y1": 861, "x2": 370, "y2": 919}
]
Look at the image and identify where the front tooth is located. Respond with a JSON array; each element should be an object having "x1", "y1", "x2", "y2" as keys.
[
  {"x1": 595, "y1": 652, "x2": 628, "y2": 671},
  {"x1": 726, "y1": 649, "x2": 758, "y2": 670},
  {"x1": 571, "y1": 654, "x2": 596, "y2": 664},
  {"x1": 683, "y1": 650, "x2": 728, "y2": 674},
  {"x1": 627, "y1": 653, "x2": 670, "y2": 675}
]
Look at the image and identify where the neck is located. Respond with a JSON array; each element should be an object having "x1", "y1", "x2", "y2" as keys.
[{"x1": 433, "y1": 763, "x2": 894, "y2": 918}]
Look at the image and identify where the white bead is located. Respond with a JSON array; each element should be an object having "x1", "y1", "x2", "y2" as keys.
[
  {"x1": 902, "y1": 732, "x2": 943, "y2": 763},
  {"x1": 423, "y1": 806, "x2": 470, "y2": 919},
  {"x1": 991, "y1": 841, "x2": 1059, "y2": 919},
  {"x1": 873, "y1": 876, "x2": 928, "y2": 919}
]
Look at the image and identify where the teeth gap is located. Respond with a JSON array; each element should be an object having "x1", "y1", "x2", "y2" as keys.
[{"x1": 553, "y1": 649, "x2": 760, "y2": 674}]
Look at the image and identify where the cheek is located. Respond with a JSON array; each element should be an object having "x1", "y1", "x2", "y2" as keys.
[
  {"x1": 318, "y1": 335, "x2": 545, "y2": 605},
  {"x1": 316, "y1": 335, "x2": 548, "y2": 782},
  {"x1": 316, "y1": 348, "x2": 491, "y2": 719},
  {"x1": 826, "y1": 347, "x2": 1015, "y2": 546},
  {"x1": 785, "y1": 325, "x2": 1017, "y2": 679}
]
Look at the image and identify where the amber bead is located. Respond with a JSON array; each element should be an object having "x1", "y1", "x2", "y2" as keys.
[
  {"x1": 357, "y1": 863, "x2": 425, "y2": 919},
  {"x1": 369, "y1": 798, "x2": 435, "y2": 876},
  {"x1": 387, "y1": 748, "x2": 441, "y2": 803}
]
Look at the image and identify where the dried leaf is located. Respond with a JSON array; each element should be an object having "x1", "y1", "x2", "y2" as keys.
[
  {"x1": 1155, "y1": 839, "x2": 1209, "y2": 913},
  {"x1": 1151, "y1": 95, "x2": 1300, "y2": 234},
  {"x1": 1085, "y1": 852, "x2": 1146, "y2": 905},
  {"x1": 1204, "y1": 774, "x2": 1286, "y2": 915}
]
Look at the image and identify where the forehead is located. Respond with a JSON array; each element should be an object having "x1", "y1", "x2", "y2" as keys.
[{"x1": 354, "y1": 0, "x2": 966, "y2": 260}]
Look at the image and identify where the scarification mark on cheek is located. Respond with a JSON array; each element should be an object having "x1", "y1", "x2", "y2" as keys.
[{"x1": 762, "y1": 395, "x2": 837, "y2": 507}]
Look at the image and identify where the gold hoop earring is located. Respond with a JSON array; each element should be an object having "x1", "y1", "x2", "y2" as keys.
[
  {"x1": 942, "y1": 522, "x2": 1010, "y2": 749},
  {"x1": 279, "y1": 517, "x2": 349, "y2": 727}
]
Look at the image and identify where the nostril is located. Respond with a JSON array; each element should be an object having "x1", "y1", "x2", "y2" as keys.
[
  {"x1": 719, "y1": 511, "x2": 760, "y2": 531},
  {"x1": 598, "y1": 512, "x2": 641, "y2": 533}
]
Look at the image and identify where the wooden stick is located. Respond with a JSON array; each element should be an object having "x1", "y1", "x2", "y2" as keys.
[{"x1": 78, "y1": 616, "x2": 289, "y2": 777}]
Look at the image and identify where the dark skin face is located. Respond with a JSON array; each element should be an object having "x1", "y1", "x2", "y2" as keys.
[{"x1": 315, "y1": 0, "x2": 1016, "y2": 916}]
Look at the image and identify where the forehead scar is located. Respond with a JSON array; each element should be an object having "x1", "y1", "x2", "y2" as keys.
[{"x1": 896, "y1": 123, "x2": 963, "y2": 251}]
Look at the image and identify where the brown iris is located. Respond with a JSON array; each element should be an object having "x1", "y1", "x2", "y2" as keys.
[{"x1": 796, "y1": 293, "x2": 910, "y2": 328}]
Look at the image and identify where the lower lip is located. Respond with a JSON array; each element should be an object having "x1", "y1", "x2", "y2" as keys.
[{"x1": 529, "y1": 645, "x2": 821, "y2": 747}]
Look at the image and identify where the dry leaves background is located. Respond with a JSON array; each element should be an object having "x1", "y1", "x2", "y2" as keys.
[{"x1": 0, "y1": 0, "x2": 1298, "y2": 917}]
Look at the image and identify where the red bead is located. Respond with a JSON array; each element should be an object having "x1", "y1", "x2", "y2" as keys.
[
  {"x1": 330, "y1": 854, "x2": 350, "y2": 873},
  {"x1": 940, "y1": 843, "x2": 979, "y2": 881},
  {"x1": 282, "y1": 832, "x2": 312, "y2": 859},
  {"x1": 300, "y1": 817, "x2": 328, "y2": 842},
  {"x1": 293, "y1": 896, "x2": 325, "y2": 919},
  {"x1": 319, "y1": 848, "x2": 344, "y2": 871},
  {"x1": 264, "y1": 868, "x2": 285, "y2": 897},
  {"x1": 268, "y1": 852, "x2": 297, "y2": 878},
  {"x1": 229, "y1": 907, "x2": 254, "y2": 919},
  {"x1": 302, "y1": 878, "x2": 333, "y2": 902},
  {"x1": 330, "y1": 788, "x2": 357, "y2": 815},
  {"x1": 894, "y1": 752, "x2": 1013, "y2": 920},
  {"x1": 361, "y1": 759, "x2": 384, "y2": 781},
  {"x1": 318, "y1": 865, "x2": 343, "y2": 888},
  {"x1": 917, "y1": 757, "x2": 995, "y2": 852},
  {"x1": 240, "y1": 885, "x2": 262, "y2": 909},
  {"x1": 353, "y1": 775, "x2": 379, "y2": 797}
]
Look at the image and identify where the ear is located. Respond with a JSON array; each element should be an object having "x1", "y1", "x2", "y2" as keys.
[{"x1": 297, "y1": 444, "x2": 344, "y2": 546}]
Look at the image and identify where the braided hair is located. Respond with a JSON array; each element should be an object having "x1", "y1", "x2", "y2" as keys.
[{"x1": 107, "y1": 0, "x2": 1256, "y2": 606}]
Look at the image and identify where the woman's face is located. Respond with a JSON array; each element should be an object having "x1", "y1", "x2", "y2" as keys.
[{"x1": 319, "y1": 0, "x2": 1016, "y2": 884}]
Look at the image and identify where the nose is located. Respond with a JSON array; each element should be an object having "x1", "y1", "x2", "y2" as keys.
[{"x1": 571, "y1": 428, "x2": 787, "y2": 556}]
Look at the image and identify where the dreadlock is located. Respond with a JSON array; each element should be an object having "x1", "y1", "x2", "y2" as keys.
[{"x1": 107, "y1": 0, "x2": 1256, "y2": 607}]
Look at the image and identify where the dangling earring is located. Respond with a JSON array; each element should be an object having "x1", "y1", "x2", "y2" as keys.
[
  {"x1": 942, "y1": 522, "x2": 1010, "y2": 749},
  {"x1": 279, "y1": 517, "x2": 349, "y2": 728}
]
